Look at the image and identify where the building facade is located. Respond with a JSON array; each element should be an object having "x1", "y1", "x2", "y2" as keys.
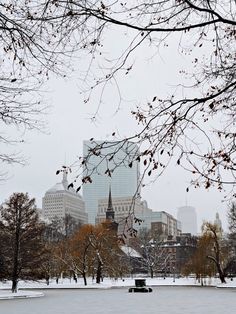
[
  {"x1": 96, "y1": 195, "x2": 143, "y2": 235},
  {"x1": 151, "y1": 211, "x2": 182, "y2": 240},
  {"x1": 97, "y1": 196, "x2": 181, "y2": 239},
  {"x1": 83, "y1": 140, "x2": 140, "y2": 224},
  {"x1": 156, "y1": 233, "x2": 198, "y2": 275},
  {"x1": 42, "y1": 171, "x2": 88, "y2": 225}
]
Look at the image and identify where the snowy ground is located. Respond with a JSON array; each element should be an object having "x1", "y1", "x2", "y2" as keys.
[
  {"x1": 0, "y1": 276, "x2": 235, "y2": 299},
  {"x1": 0, "y1": 290, "x2": 44, "y2": 300}
]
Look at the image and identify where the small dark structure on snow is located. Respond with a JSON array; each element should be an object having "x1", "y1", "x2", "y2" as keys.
[{"x1": 128, "y1": 279, "x2": 152, "y2": 293}]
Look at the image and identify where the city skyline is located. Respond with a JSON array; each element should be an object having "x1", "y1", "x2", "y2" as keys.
[
  {"x1": 0, "y1": 1, "x2": 235, "y2": 305},
  {"x1": 0, "y1": 135, "x2": 228, "y2": 232},
  {"x1": 0, "y1": 32, "x2": 229, "y2": 232},
  {"x1": 1, "y1": 166, "x2": 227, "y2": 236}
]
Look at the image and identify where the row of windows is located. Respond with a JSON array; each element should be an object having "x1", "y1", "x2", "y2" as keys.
[
  {"x1": 44, "y1": 199, "x2": 84, "y2": 204},
  {"x1": 44, "y1": 204, "x2": 84, "y2": 210},
  {"x1": 99, "y1": 205, "x2": 131, "y2": 213}
]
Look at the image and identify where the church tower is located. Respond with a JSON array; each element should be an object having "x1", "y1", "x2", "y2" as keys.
[
  {"x1": 105, "y1": 187, "x2": 118, "y2": 232},
  {"x1": 106, "y1": 186, "x2": 115, "y2": 221}
]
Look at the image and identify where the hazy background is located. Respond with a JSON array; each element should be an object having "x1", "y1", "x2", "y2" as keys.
[{"x1": 0, "y1": 30, "x2": 228, "y2": 232}]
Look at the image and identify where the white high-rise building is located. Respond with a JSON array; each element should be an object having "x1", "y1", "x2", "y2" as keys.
[
  {"x1": 42, "y1": 171, "x2": 88, "y2": 224},
  {"x1": 214, "y1": 212, "x2": 223, "y2": 235},
  {"x1": 83, "y1": 140, "x2": 140, "y2": 224},
  {"x1": 177, "y1": 206, "x2": 197, "y2": 235}
]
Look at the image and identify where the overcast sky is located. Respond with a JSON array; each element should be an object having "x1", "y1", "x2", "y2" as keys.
[{"x1": 0, "y1": 29, "x2": 229, "y2": 232}]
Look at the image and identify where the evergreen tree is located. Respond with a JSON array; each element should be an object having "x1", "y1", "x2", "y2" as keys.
[{"x1": 0, "y1": 193, "x2": 45, "y2": 292}]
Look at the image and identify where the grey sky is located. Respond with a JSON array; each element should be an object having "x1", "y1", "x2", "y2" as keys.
[{"x1": 0, "y1": 29, "x2": 229, "y2": 232}]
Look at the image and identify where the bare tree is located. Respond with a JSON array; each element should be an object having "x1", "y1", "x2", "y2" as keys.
[
  {"x1": 0, "y1": 1, "x2": 75, "y2": 175},
  {"x1": 183, "y1": 234, "x2": 215, "y2": 284},
  {"x1": 44, "y1": 214, "x2": 81, "y2": 242},
  {"x1": 41, "y1": 1, "x2": 236, "y2": 199},
  {"x1": 128, "y1": 229, "x2": 175, "y2": 277},
  {"x1": 202, "y1": 222, "x2": 229, "y2": 283},
  {"x1": 2, "y1": 2, "x2": 236, "y2": 197},
  {"x1": 56, "y1": 224, "x2": 94, "y2": 286},
  {"x1": 88, "y1": 222, "x2": 122, "y2": 283}
]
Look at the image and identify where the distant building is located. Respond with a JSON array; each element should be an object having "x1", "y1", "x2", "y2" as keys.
[
  {"x1": 119, "y1": 245, "x2": 144, "y2": 275},
  {"x1": 97, "y1": 196, "x2": 181, "y2": 239},
  {"x1": 157, "y1": 233, "x2": 198, "y2": 275},
  {"x1": 96, "y1": 195, "x2": 143, "y2": 235},
  {"x1": 133, "y1": 203, "x2": 181, "y2": 238},
  {"x1": 177, "y1": 206, "x2": 197, "y2": 235},
  {"x1": 151, "y1": 211, "x2": 182, "y2": 240},
  {"x1": 42, "y1": 171, "x2": 88, "y2": 225},
  {"x1": 214, "y1": 212, "x2": 223, "y2": 235},
  {"x1": 83, "y1": 140, "x2": 140, "y2": 224},
  {"x1": 134, "y1": 200, "x2": 153, "y2": 230},
  {"x1": 104, "y1": 187, "x2": 118, "y2": 233},
  {"x1": 134, "y1": 232, "x2": 197, "y2": 276}
]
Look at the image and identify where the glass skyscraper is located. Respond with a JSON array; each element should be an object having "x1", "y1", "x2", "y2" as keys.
[{"x1": 83, "y1": 140, "x2": 140, "y2": 224}]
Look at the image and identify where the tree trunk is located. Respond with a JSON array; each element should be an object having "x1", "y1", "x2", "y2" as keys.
[
  {"x1": 201, "y1": 277, "x2": 203, "y2": 286},
  {"x1": 46, "y1": 275, "x2": 50, "y2": 285},
  {"x1": 96, "y1": 259, "x2": 102, "y2": 284},
  {"x1": 82, "y1": 272, "x2": 87, "y2": 286},
  {"x1": 207, "y1": 256, "x2": 226, "y2": 284},
  {"x1": 150, "y1": 266, "x2": 154, "y2": 279},
  {"x1": 218, "y1": 267, "x2": 226, "y2": 283},
  {"x1": 11, "y1": 277, "x2": 18, "y2": 293},
  {"x1": 12, "y1": 208, "x2": 21, "y2": 293}
]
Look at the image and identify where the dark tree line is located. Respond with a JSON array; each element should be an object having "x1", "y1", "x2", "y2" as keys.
[{"x1": 1, "y1": 193, "x2": 236, "y2": 290}]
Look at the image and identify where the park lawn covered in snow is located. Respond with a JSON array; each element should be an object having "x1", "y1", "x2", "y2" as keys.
[
  {"x1": 0, "y1": 276, "x2": 235, "y2": 294},
  {"x1": 0, "y1": 290, "x2": 44, "y2": 299}
]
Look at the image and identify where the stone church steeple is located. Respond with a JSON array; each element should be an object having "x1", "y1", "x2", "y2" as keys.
[{"x1": 106, "y1": 186, "x2": 115, "y2": 221}]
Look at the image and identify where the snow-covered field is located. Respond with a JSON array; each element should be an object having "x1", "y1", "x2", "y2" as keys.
[
  {"x1": 0, "y1": 276, "x2": 235, "y2": 290},
  {"x1": 0, "y1": 276, "x2": 235, "y2": 300},
  {"x1": 0, "y1": 290, "x2": 44, "y2": 300}
]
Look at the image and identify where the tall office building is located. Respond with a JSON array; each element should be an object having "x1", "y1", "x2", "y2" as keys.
[
  {"x1": 177, "y1": 206, "x2": 197, "y2": 235},
  {"x1": 42, "y1": 171, "x2": 88, "y2": 224},
  {"x1": 214, "y1": 212, "x2": 223, "y2": 235},
  {"x1": 83, "y1": 140, "x2": 140, "y2": 224}
]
